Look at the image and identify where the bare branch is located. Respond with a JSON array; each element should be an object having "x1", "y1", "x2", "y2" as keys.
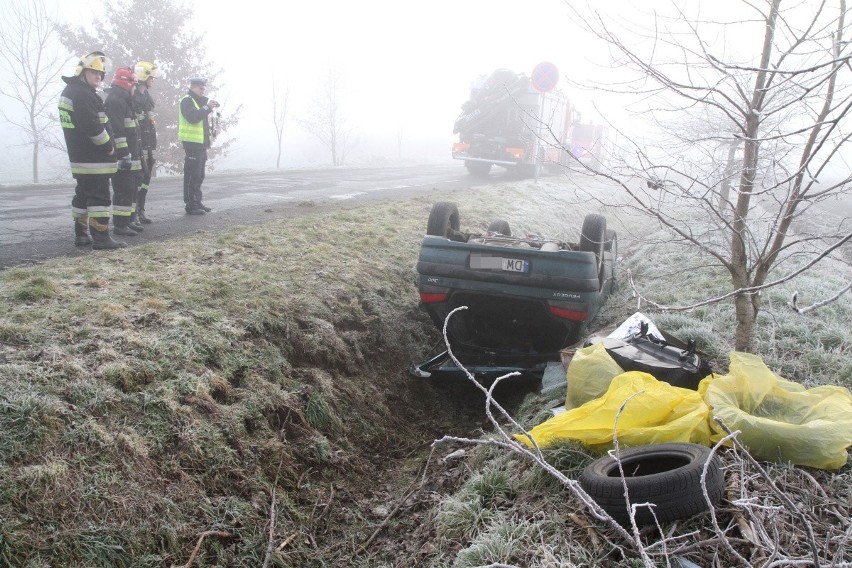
[{"x1": 789, "y1": 280, "x2": 852, "y2": 313}]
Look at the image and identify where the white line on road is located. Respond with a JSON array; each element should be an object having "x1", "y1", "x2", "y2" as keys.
[{"x1": 329, "y1": 192, "x2": 367, "y2": 200}]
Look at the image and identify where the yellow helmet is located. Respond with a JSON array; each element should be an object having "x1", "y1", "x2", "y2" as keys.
[
  {"x1": 134, "y1": 61, "x2": 160, "y2": 81},
  {"x1": 74, "y1": 51, "x2": 109, "y2": 77}
]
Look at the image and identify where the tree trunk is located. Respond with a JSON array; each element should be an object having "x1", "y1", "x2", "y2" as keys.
[
  {"x1": 718, "y1": 140, "x2": 740, "y2": 215},
  {"x1": 734, "y1": 292, "x2": 758, "y2": 352},
  {"x1": 728, "y1": 0, "x2": 778, "y2": 354},
  {"x1": 32, "y1": 140, "x2": 39, "y2": 184}
]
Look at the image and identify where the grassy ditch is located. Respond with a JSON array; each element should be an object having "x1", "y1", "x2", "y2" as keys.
[{"x1": 1, "y1": 174, "x2": 850, "y2": 567}]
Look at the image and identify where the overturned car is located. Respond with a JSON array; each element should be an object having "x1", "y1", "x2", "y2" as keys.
[{"x1": 412, "y1": 202, "x2": 617, "y2": 380}]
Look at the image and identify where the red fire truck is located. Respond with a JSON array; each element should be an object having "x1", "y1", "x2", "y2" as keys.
[{"x1": 451, "y1": 67, "x2": 606, "y2": 177}]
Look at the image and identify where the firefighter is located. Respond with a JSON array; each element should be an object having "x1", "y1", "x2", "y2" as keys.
[
  {"x1": 179, "y1": 77, "x2": 219, "y2": 215},
  {"x1": 104, "y1": 66, "x2": 143, "y2": 236},
  {"x1": 58, "y1": 51, "x2": 126, "y2": 250},
  {"x1": 133, "y1": 60, "x2": 158, "y2": 224}
]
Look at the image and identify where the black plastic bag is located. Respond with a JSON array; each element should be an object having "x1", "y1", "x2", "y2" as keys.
[{"x1": 596, "y1": 322, "x2": 712, "y2": 390}]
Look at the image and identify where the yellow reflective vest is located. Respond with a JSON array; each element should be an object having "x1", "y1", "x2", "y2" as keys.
[{"x1": 178, "y1": 95, "x2": 204, "y2": 143}]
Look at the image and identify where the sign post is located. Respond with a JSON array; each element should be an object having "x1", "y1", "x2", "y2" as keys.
[{"x1": 530, "y1": 62, "x2": 560, "y2": 174}]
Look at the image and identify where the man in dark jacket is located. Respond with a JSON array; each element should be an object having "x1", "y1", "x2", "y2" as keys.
[
  {"x1": 104, "y1": 66, "x2": 143, "y2": 236},
  {"x1": 133, "y1": 60, "x2": 158, "y2": 224},
  {"x1": 178, "y1": 77, "x2": 219, "y2": 215},
  {"x1": 58, "y1": 51, "x2": 125, "y2": 250}
]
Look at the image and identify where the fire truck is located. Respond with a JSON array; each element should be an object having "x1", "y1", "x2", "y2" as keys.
[{"x1": 451, "y1": 67, "x2": 605, "y2": 177}]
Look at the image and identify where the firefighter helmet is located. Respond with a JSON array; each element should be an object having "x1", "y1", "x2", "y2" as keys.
[
  {"x1": 74, "y1": 51, "x2": 109, "y2": 77},
  {"x1": 112, "y1": 67, "x2": 137, "y2": 92},
  {"x1": 134, "y1": 61, "x2": 159, "y2": 81}
]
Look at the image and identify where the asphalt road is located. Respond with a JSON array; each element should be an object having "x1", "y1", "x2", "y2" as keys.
[{"x1": 0, "y1": 163, "x2": 496, "y2": 270}]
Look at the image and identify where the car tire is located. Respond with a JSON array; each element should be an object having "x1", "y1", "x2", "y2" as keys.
[
  {"x1": 604, "y1": 228, "x2": 617, "y2": 292},
  {"x1": 604, "y1": 229, "x2": 617, "y2": 252},
  {"x1": 487, "y1": 219, "x2": 511, "y2": 236},
  {"x1": 579, "y1": 213, "x2": 607, "y2": 281},
  {"x1": 427, "y1": 202, "x2": 461, "y2": 238},
  {"x1": 579, "y1": 442, "x2": 725, "y2": 526}
]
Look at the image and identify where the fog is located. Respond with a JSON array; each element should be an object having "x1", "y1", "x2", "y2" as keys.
[
  {"x1": 5, "y1": 0, "x2": 848, "y2": 185},
  {"x1": 0, "y1": 0, "x2": 615, "y2": 184}
]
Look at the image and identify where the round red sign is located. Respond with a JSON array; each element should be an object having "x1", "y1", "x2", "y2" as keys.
[{"x1": 531, "y1": 62, "x2": 559, "y2": 92}]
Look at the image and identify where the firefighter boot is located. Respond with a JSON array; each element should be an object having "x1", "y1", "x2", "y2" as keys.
[
  {"x1": 113, "y1": 215, "x2": 139, "y2": 237},
  {"x1": 128, "y1": 212, "x2": 145, "y2": 232},
  {"x1": 90, "y1": 217, "x2": 128, "y2": 250},
  {"x1": 74, "y1": 215, "x2": 92, "y2": 246},
  {"x1": 137, "y1": 190, "x2": 152, "y2": 224}
]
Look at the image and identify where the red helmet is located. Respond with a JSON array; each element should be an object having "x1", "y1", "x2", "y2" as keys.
[{"x1": 112, "y1": 66, "x2": 137, "y2": 92}]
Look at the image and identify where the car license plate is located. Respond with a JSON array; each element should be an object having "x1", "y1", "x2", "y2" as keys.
[
  {"x1": 470, "y1": 255, "x2": 529, "y2": 273},
  {"x1": 502, "y1": 258, "x2": 529, "y2": 272}
]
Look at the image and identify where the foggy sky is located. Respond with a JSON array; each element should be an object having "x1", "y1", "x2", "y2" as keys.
[
  {"x1": 0, "y1": 0, "x2": 813, "y2": 184},
  {"x1": 0, "y1": 0, "x2": 616, "y2": 183}
]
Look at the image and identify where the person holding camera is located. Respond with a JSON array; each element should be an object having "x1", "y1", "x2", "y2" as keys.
[
  {"x1": 179, "y1": 77, "x2": 219, "y2": 215},
  {"x1": 104, "y1": 66, "x2": 143, "y2": 236}
]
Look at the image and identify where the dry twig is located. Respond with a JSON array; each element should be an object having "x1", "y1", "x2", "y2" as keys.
[
  {"x1": 714, "y1": 418, "x2": 821, "y2": 568},
  {"x1": 182, "y1": 530, "x2": 233, "y2": 568}
]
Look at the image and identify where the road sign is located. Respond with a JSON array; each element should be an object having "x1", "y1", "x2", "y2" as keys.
[{"x1": 531, "y1": 62, "x2": 559, "y2": 93}]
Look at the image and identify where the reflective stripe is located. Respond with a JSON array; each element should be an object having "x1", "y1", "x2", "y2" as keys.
[
  {"x1": 178, "y1": 96, "x2": 204, "y2": 143},
  {"x1": 115, "y1": 137, "x2": 128, "y2": 149},
  {"x1": 59, "y1": 110, "x2": 74, "y2": 129},
  {"x1": 113, "y1": 206, "x2": 133, "y2": 216},
  {"x1": 124, "y1": 118, "x2": 138, "y2": 127},
  {"x1": 98, "y1": 112, "x2": 108, "y2": 124},
  {"x1": 131, "y1": 160, "x2": 142, "y2": 170},
  {"x1": 58, "y1": 96, "x2": 74, "y2": 129},
  {"x1": 72, "y1": 207, "x2": 87, "y2": 217},
  {"x1": 70, "y1": 162, "x2": 117, "y2": 175},
  {"x1": 90, "y1": 130, "x2": 110, "y2": 146},
  {"x1": 88, "y1": 207, "x2": 111, "y2": 218},
  {"x1": 140, "y1": 183, "x2": 149, "y2": 191}
]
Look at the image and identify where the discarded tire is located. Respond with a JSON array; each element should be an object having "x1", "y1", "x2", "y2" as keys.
[
  {"x1": 426, "y1": 202, "x2": 460, "y2": 238},
  {"x1": 579, "y1": 442, "x2": 724, "y2": 526}
]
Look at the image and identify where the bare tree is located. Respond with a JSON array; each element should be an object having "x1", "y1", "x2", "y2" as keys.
[
  {"x1": 271, "y1": 78, "x2": 289, "y2": 169},
  {"x1": 300, "y1": 67, "x2": 353, "y2": 166},
  {"x1": 566, "y1": 0, "x2": 852, "y2": 352},
  {"x1": 0, "y1": 0, "x2": 67, "y2": 183}
]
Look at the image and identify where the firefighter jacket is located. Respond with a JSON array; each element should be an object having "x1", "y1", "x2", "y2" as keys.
[
  {"x1": 58, "y1": 75, "x2": 117, "y2": 177},
  {"x1": 104, "y1": 86, "x2": 142, "y2": 173},
  {"x1": 178, "y1": 90, "x2": 212, "y2": 148},
  {"x1": 133, "y1": 87, "x2": 157, "y2": 151}
]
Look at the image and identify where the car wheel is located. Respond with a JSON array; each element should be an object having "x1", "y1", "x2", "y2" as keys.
[
  {"x1": 604, "y1": 229, "x2": 617, "y2": 292},
  {"x1": 579, "y1": 214, "x2": 607, "y2": 282},
  {"x1": 579, "y1": 442, "x2": 725, "y2": 526},
  {"x1": 427, "y1": 202, "x2": 461, "y2": 238},
  {"x1": 487, "y1": 219, "x2": 511, "y2": 236}
]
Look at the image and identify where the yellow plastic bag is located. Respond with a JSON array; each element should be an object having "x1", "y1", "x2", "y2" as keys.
[
  {"x1": 565, "y1": 342, "x2": 624, "y2": 409},
  {"x1": 519, "y1": 371, "x2": 712, "y2": 450},
  {"x1": 701, "y1": 352, "x2": 852, "y2": 469}
]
